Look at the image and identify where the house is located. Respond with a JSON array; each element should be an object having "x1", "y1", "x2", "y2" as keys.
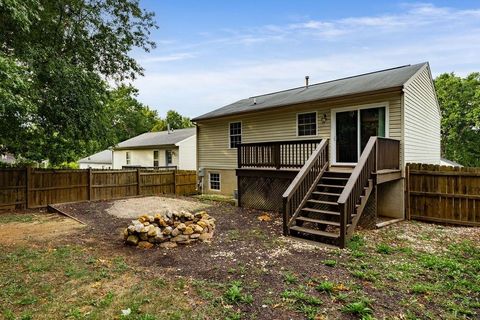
[
  {"x1": 78, "y1": 149, "x2": 113, "y2": 169},
  {"x1": 112, "y1": 128, "x2": 196, "y2": 170},
  {"x1": 440, "y1": 158, "x2": 463, "y2": 167},
  {"x1": 192, "y1": 62, "x2": 440, "y2": 247},
  {"x1": 0, "y1": 153, "x2": 16, "y2": 166}
]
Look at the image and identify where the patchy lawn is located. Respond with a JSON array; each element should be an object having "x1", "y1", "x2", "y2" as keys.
[{"x1": 0, "y1": 197, "x2": 479, "y2": 320}]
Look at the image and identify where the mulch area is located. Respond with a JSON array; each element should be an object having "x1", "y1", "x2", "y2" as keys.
[{"x1": 53, "y1": 196, "x2": 397, "y2": 319}]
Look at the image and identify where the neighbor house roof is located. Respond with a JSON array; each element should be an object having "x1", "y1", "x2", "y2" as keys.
[
  {"x1": 440, "y1": 158, "x2": 464, "y2": 167},
  {"x1": 192, "y1": 62, "x2": 427, "y2": 121},
  {"x1": 78, "y1": 149, "x2": 112, "y2": 164},
  {"x1": 114, "y1": 128, "x2": 196, "y2": 150}
]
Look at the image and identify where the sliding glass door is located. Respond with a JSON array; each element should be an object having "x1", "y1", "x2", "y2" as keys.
[{"x1": 335, "y1": 106, "x2": 386, "y2": 163}]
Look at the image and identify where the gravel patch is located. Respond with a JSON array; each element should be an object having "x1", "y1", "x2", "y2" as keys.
[{"x1": 106, "y1": 196, "x2": 210, "y2": 219}]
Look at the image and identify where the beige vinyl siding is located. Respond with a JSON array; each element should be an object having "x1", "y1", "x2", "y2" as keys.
[
  {"x1": 403, "y1": 65, "x2": 441, "y2": 164},
  {"x1": 197, "y1": 92, "x2": 403, "y2": 170},
  {"x1": 176, "y1": 135, "x2": 197, "y2": 170}
]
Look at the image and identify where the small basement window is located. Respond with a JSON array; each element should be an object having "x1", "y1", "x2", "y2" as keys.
[
  {"x1": 209, "y1": 173, "x2": 220, "y2": 190},
  {"x1": 297, "y1": 112, "x2": 317, "y2": 136},
  {"x1": 229, "y1": 122, "x2": 242, "y2": 148},
  {"x1": 126, "y1": 152, "x2": 131, "y2": 165}
]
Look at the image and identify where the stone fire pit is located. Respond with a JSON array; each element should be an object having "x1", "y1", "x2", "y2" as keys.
[{"x1": 123, "y1": 210, "x2": 215, "y2": 249}]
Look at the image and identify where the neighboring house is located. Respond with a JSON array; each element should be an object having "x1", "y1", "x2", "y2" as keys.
[
  {"x1": 78, "y1": 149, "x2": 113, "y2": 169},
  {"x1": 440, "y1": 158, "x2": 463, "y2": 167},
  {"x1": 193, "y1": 62, "x2": 441, "y2": 248},
  {"x1": 112, "y1": 128, "x2": 196, "y2": 170}
]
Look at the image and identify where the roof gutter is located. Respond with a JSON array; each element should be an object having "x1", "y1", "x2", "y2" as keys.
[{"x1": 192, "y1": 86, "x2": 403, "y2": 122}]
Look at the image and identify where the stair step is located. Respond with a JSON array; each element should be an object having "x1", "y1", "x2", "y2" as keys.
[
  {"x1": 296, "y1": 216, "x2": 340, "y2": 226},
  {"x1": 307, "y1": 199, "x2": 338, "y2": 206},
  {"x1": 301, "y1": 207, "x2": 340, "y2": 215},
  {"x1": 290, "y1": 226, "x2": 339, "y2": 238},
  {"x1": 322, "y1": 177, "x2": 349, "y2": 181},
  {"x1": 312, "y1": 191, "x2": 341, "y2": 196},
  {"x1": 318, "y1": 184, "x2": 344, "y2": 189}
]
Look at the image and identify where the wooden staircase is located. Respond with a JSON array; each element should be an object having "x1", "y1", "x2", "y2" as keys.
[
  {"x1": 283, "y1": 136, "x2": 398, "y2": 248},
  {"x1": 289, "y1": 171, "x2": 374, "y2": 247}
]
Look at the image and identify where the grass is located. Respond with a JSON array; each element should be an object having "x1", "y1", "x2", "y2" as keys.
[
  {"x1": 224, "y1": 280, "x2": 254, "y2": 304},
  {"x1": 194, "y1": 194, "x2": 236, "y2": 205},
  {"x1": 323, "y1": 259, "x2": 337, "y2": 267},
  {"x1": 0, "y1": 245, "x2": 214, "y2": 319},
  {"x1": 0, "y1": 213, "x2": 35, "y2": 224},
  {"x1": 283, "y1": 271, "x2": 298, "y2": 284},
  {"x1": 282, "y1": 287, "x2": 323, "y2": 320}
]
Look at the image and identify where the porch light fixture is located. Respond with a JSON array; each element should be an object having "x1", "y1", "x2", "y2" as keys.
[{"x1": 322, "y1": 113, "x2": 327, "y2": 124}]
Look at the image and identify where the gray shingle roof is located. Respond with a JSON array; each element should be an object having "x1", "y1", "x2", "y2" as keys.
[
  {"x1": 115, "y1": 128, "x2": 196, "y2": 149},
  {"x1": 192, "y1": 63, "x2": 427, "y2": 121},
  {"x1": 78, "y1": 149, "x2": 112, "y2": 164}
]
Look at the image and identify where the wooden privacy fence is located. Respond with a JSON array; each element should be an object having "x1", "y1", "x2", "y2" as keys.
[
  {"x1": 406, "y1": 163, "x2": 480, "y2": 226},
  {"x1": 0, "y1": 168, "x2": 197, "y2": 209}
]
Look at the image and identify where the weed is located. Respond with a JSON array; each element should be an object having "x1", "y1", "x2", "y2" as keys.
[
  {"x1": 347, "y1": 235, "x2": 365, "y2": 251},
  {"x1": 376, "y1": 243, "x2": 394, "y2": 254},
  {"x1": 411, "y1": 283, "x2": 433, "y2": 294},
  {"x1": 316, "y1": 281, "x2": 335, "y2": 293},
  {"x1": 283, "y1": 271, "x2": 298, "y2": 284},
  {"x1": 224, "y1": 281, "x2": 253, "y2": 304},
  {"x1": 342, "y1": 300, "x2": 373, "y2": 317},
  {"x1": 323, "y1": 259, "x2": 337, "y2": 267},
  {"x1": 282, "y1": 288, "x2": 322, "y2": 306}
]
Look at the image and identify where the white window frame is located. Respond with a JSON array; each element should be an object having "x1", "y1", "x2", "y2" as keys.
[
  {"x1": 296, "y1": 111, "x2": 318, "y2": 137},
  {"x1": 165, "y1": 150, "x2": 173, "y2": 166},
  {"x1": 228, "y1": 121, "x2": 242, "y2": 149},
  {"x1": 153, "y1": 150, "x2": 159, "y2": 167},
  {"x1": 209, "y1": 172, "x2": 221, "y2": 191},
  {"x1": 126, "y1": 151, "x2": 131, "y2": 165},
  {"x1": 330, "y1": 102, "x2": 390, "y2": 165}
]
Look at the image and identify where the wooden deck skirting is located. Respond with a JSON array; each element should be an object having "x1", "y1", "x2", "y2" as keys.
[{"x1": 0, "y1": 168, "x2": 197, "y2": 209}]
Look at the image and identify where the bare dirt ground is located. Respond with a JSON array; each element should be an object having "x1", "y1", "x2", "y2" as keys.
[
  {"x1": 105, "y1": 196, "x2": 210, "y2": 219},
  {"x1": 1, "y1": 196, "x2": 479, "y2": 319},
  {"x1": 0, "y1": 212, "x2": 84, "y2": 246}
]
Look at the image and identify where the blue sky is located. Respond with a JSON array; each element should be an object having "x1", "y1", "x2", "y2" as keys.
[{"x1": 132, "y1": 1, "x2": 480, "y2": 118}]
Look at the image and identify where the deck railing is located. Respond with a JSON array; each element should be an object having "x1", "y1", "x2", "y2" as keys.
[
  {"x1": 282, "y1": 139, "x2": 329, "y2": 235},
  {"x1": 337, "y1": 137, "x2": 400, "y2": 248},
  {"x1": 237, "y1": 139, "x2": 321, "y2": 169}
]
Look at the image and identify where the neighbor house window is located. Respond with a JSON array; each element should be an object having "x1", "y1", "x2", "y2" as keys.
[
  {"x1": 153, "y1": 150, "x2": 159, "y2": 167},
  {"x1": 297, "y1": 112, "x2": 317, "y2": 136},
  {"x1": 166, "y1": 150, "x2": 173, "y2": 166},
  {"x1": 229, "y1": 122, "x2": 242, "y2": 148},
  {"x1": 126, "y1": 152, "x2": 131, "y2": 165},
  {"x1": 209, "y1": 173, "x2": 220, "y2": 190}
]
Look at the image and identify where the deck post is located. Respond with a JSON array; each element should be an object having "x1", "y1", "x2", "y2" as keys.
[
  {"x1": 282, "y1": 197, "x2": 289, "y2": 236},
  {"x1": 274, "y1": 142, "x2": 281, "y2": 169}
]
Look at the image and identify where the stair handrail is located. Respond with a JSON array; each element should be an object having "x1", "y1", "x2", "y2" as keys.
[
  {"x1": 282, "y1": 139, "x2": 329, "y2": 236},
  {"x1": 337, "y1": 136, "x2": 378, "y2": 248}
]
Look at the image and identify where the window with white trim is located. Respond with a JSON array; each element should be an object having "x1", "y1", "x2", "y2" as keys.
[
  {"x1": 229, "y1": 122, "x2": 242, "y2": 148},
  {"x1": 297, "y1": 112, "x2": 317, "y2": 136},
  {"x1": 209, "y1": 173, "x2": 220, "y2": 190},
  {"x1": 126, "y1": 152, "x2": 131, "y2": 165},
  {"x1": 153, "y1": 150, "x2": 159, "y2": 167}
]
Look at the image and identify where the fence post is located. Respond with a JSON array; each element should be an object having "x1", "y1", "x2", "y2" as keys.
[
  {"x1": 137, "y1": 168, "x2": 141, "y2": 195},
  {"x1": 174, "y1": 169, "x2": 178, "y2": 195},
  {"x1": 88, "y1": 168, "x2": 93, "y2": 201},
  {"x1": 405, "y1": 164, "x2": 410, "y2": 220}
]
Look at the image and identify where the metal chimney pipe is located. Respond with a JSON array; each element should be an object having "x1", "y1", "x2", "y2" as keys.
[{"x1": 305, "y1": 75, "x2": 310, "y2": 88}]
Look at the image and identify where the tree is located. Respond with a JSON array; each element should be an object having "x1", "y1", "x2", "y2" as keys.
[
  {"x1": 108, "y1": 84, "x2": 160, "y2": 143},
  {"x1": 434, "y1": 73, "x2": 480, "y2": 167},
  {"x1": 151, "y1": 110, "x2": 194, "y2": 131},
  {"x1": 0, "y1": 0, "x2": 157, "y2": 164}
]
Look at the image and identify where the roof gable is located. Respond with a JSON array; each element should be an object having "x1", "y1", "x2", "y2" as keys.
[
  {"x1": 78, "y1": 149, "x2": 112, "y2": 164},
  {"x1": 114, "y1": 128, "x2": 196, "y2": 149}
]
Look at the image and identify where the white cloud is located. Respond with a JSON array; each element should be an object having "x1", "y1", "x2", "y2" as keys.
[
  {"x1": 140, "y1": 52, "x2": 195, "y2": 63},
  {"x1": 133, "y1": 3, "x2": 480, "y2": 117}
]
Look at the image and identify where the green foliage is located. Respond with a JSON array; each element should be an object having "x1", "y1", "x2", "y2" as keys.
[
  {"x1": 283, "y1": 271, "x2": 298, "y2": 284},
  {"x1": 376, "y1": 243, "x2": 394, "y2": 254},
  {"x1": 315, "y1": 281, "x2": 335, "y2": 293},
  {"x1": 224, "y1": 281, "x2": 253, "y2": 304},
  {"x1": 323, "y1": 259, "x2": 337, "y2": 267},
  {"x1": 341, "y1": 300, "x2": 373, "y2": 318},
  {"x1": 0, "y1": 0, "x2": 157, "y2": 165},
  {"x1": 434, "y1": 72, "x2": 480, "y2": 166},
  {"x1": 151, "y1": 110, "x2": 194, "y2": 131}
]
